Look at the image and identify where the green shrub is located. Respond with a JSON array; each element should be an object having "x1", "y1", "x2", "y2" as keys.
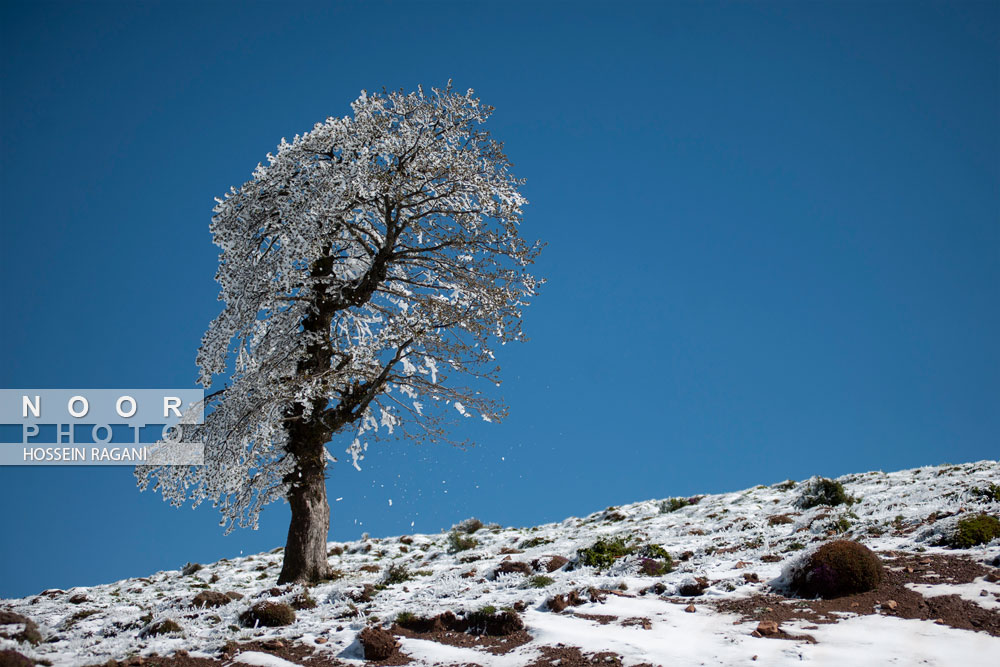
[
  {"x1": 528, "y1": 575, "x2": 555, "y2": 588},
  {"x1": 660, "y1": 497, "x2": 690, "y2": 513},
  {"x1": 448, "y1": 531, "x2": 479, "y2": 552},
  {"x1": 970, "y1": 484, "x2": 1000, "y2": 503},
  {"x1": 578, "y1": 536, "x2": 634, "y2": 568},
  {"x1": 381, "y1": 563, "x2": 411, "y2": 586},
  {"x1": 789, "y1": 539, "x2": 883, "y2": 599},
  {"x1": 798, "y1": 478, "x2": 855, "y2": 509},
  {"x1": 949, "y1": 514, "x2": 1000, "y2": 548},
  {"x1": 640, "y1": 544, "x2": 671, "y2": 561},
  {"x1": 395, "y1": 611, "x2": 418, "y2": 625},
  {"x1": 827, "y1": 516, "x2": 852, "y2": 534}
]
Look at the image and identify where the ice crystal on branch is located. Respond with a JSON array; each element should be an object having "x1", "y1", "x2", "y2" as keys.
[{"x1": 137, "y1": 83, "x2": 542, "y2": 536}]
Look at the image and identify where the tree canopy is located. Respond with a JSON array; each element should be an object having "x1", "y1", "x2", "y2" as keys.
[{"x1": 136, "y1": 84, "x2": 542, "y2": 548}]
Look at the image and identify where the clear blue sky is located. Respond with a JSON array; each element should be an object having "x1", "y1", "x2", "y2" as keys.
[{"x1": 1, "y1": 1, "x2": 997, "y2": 599}]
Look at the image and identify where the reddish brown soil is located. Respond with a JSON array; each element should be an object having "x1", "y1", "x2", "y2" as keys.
[
  {"x1": 390, "y1": 624, "x2": 532, "y2": 656},
  {"x1": 571, "y1": 612, "x2": 618, "y2": 625},
  {"x1": 523, "y1": 645, "x2": 656, "y2": 667},
  {"x1": 712, "y1": 551, "x2": 1000, "y2": 637},
  {"x1": 88, "y1": 637, "x2": 412, "y2": 667}
]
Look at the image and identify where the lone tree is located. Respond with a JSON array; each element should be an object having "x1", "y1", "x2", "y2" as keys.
[{"x1": 136, "y1": 84, "x2": 541, "y2": 584}]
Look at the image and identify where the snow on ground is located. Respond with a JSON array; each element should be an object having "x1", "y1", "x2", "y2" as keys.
[{"x1": 2, "y1": 460, "x2": 998, "y2": 666}]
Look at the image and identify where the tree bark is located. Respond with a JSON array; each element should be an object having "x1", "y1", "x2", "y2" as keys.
[{"x1": 277, "y1": 446, "x2": 332, "y2": 584}]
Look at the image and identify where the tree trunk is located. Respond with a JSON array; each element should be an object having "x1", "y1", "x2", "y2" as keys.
[{"x1": 277, "y1": 458, "x2": 332, "y2": 584}]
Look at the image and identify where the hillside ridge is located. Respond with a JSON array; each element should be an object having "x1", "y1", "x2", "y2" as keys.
[{"x1": 2, "y1": 460, "x2": 999, "y2": 666}]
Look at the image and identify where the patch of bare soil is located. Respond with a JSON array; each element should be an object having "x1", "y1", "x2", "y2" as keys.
[
  {"x1": 89, "y1": 637, "x2": 411, "y2": 667},
  {"x1": 522, "y1": 645, "x2": 655, "y2": 667},
  {"x1": 87, "y1": 651, "x2": 224, "y2": 667},
  {"x1": 712, "y1": 551, "x2": 1000, "y2": 638},
  {"x1": 571, "y1": 612, "x2": 618, "y2": 625},
  {"x1": 390, "y1": 624, "x2": 531, "y2": 656}
]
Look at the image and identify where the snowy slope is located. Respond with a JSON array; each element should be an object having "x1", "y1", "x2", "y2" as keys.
[{"x1": 2, "y1": 460, "x2": 999, "y2": 666}]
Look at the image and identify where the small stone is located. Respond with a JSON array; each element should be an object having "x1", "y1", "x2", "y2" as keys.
[
  {"x1": 934, "y1": 618, "x2": 946, "y2": 625},
  {"x1": 756, "y1": 621, "x2": 780, "y2": 636},
  {"x1": 684, "y1": 604, "x2": 696, "y2": 613},
  {"x1": 981, "y1": 590, "x2": 989, "y2": 597},
  {"x1": 886, "y1": 600, "x2": 898, "y2": 610},
  {"x1": 314, "y1": 637, "x2": 327, "y2": 645}
]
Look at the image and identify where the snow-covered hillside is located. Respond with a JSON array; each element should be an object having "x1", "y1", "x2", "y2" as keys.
[{"x1": 3, "y1": 461, "x2": 999, "y2": 666}]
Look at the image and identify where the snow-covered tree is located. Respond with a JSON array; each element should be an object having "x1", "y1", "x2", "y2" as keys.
[{"x1": 136, "y1": 84, "x2": 542, "y2": 583}]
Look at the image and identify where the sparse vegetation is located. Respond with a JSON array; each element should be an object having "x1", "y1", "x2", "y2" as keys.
[
  {"x1": 528, "y1": 575, "x2": 555, "y2": 588},
  {"x1": 381, "y1": 563, "x2": 412, "y2": 586},
  {"x1": 448, "y1": 531, "x2": 479, "y2": 552},
  {"x1": 519, "y1": 536, "x2": 553, "y2": 549},
  {"x1": 970, "y1": 484, "x2": 1000, "y2": 503},
  {"x1": 639, "y1": 558, "x2": 672, "y2": 576},
  {"x1": 827, "y1": 516, "x2": 852, "y2": 534}
]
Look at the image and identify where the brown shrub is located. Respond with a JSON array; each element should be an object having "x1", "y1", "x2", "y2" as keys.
[
  {"x1": 358, "y1": 626, "x2": 398, "y2": 660},
  {"x1": 0, "y1": 649, "x2": 33, "y2": 667},
  {"x1": 239, "y1": 601, "x2": 295, "y2": 628},
  {"x1": 141, "y1": 619, "x2": 182, "y2": 637},
  {"x1": 191, "y1": 591, "x2": 232, "y2": 608},
  {"x1": 495, "y1": 561, "x2": 532, "y2": 577},
  {"x1": 533, "y1": 555, "x2": 569, "y2": 573},
  {"x1": 547, "y1": 590, "x2": 585, "y2": 613},
  {"x1": 790, "y1": 540, "x2": 883, "y2": 599},
  {"x1": 0, "y1": 611, "x2": 41, "y2": 645}
]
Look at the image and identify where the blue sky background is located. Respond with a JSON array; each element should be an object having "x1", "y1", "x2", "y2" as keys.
[{"x1": 1, "y1": 1, "x2": 997, "y2": 599}]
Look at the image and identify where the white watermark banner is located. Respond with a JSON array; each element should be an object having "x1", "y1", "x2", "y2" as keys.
[{"x1": 0, "y1": 389, "x2": 205, "y2": 465}]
